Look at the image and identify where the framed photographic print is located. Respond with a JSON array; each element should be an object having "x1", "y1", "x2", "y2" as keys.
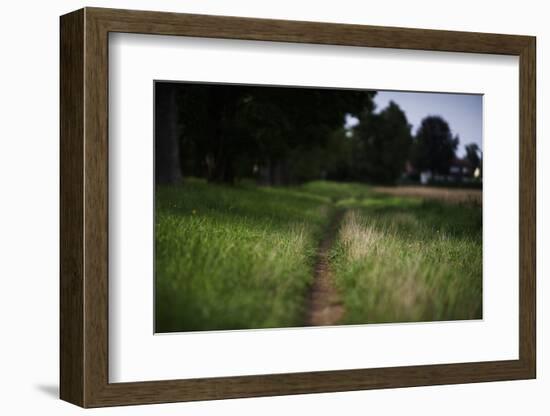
[{"x1": 60, "y1": 7, "x2": 536, "y2": 408}]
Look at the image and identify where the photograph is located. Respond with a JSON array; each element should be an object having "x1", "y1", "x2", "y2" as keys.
[{"x1": 154, "y1": 81, "x2": 483, "y2": 333}]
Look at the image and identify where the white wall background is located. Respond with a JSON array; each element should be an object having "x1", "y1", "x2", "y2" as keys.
[{"x1": 0, "y1": 0, "x2": 546, "y2": 414}]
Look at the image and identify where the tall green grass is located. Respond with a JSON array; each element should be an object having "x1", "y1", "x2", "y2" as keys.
[
  {"x1": 331, "y1": 191, "x2": 482, "y2": 324},
  {"x1": 155, "y1": 179, "x2": 332, "y2": 332},
  {"x1": 156, "y1": 179, "x2": 482, "y2": 332}
]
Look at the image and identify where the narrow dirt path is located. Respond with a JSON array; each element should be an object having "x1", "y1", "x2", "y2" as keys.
[{"x1": 305, "y1": 210, "x2": 345, "y2": 326}]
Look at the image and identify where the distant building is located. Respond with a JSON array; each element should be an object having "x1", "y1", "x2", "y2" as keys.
[
  {"x1": 420, "y1": 171, "x2": 432, "y2": 185},
  {"x1": 448, "y1": 158, "x2": 474, "y2": 181},
  {"x1": 404, "y1": 157, "x2": 480, "y2": 185}
]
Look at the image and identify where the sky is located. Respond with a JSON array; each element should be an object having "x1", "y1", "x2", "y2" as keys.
[{"x1": 347, "y1": 90, "x2": 483, "y2": 157}]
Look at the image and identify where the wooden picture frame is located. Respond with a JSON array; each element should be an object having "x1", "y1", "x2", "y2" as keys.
[{"x1": 60, "y1": 7, "x2": 536, "y2": 408}]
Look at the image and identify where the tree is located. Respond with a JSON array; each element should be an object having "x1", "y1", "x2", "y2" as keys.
[
  {"x1": 465, "y1": 143, "x2": 481, "y2": 168},
  {"x1": 354, "y1": 101, "x2": 412, "y2": 184},
  {"x1": 155, "y1": 83, "x2": 183, "y2": 185},
  {"x1": 246, "y1": 87, "x2": 376, "y2": 185},
  {"x1": 412, "y1": 116, "x2": 458, "y2": 175},
  {"x1": 156, "y1": 82, "x2": 377, "y2": 185},
  {"x1": 176, "y1": 83, "x2": 253, "y2": 184},
  {"x1": 193, "y1": 85, "x2": 376, "y2": 185}
]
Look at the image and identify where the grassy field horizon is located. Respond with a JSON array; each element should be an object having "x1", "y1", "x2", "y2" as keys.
[{"x1": 155, "y1": 179, "x2": 482, "y2": 333}]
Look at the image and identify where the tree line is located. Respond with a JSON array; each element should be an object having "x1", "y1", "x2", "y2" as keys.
[{"x1": 155, "y1": 82, "x2": 480, "y2": 186}]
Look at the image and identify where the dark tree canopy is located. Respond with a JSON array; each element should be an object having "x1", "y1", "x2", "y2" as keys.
[
  {"x1": 412, "y1": 116, "x2": 459, "y2": 175},
  {"x1": 162, "y1": 82, "x2": 376, "y2": 185},
  {"x1": 155, "y1": 82, "x2": 477, "y2": 187},
  {"x1": 355, "y1": 101, "x2": 412, "y2": 184},
  {"x1": 465, "y1": 143, "x2": 481, "y2": 169}
]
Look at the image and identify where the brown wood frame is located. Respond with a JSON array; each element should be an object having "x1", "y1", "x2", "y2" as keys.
[{"x1": 60, "y1": 7, "x2": 536, "y2": 408}]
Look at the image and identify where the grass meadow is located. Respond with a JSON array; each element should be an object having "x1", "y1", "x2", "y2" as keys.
[
  {"x1": 155, "y1": 179, "x2": 482, "y2": 332},
  {"x1": 331, "y1": 198, "x2": 482, "y2": 324}
]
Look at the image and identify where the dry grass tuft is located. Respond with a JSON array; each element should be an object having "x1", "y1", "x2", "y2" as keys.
[
  {"x1": 338, "y1": 211, "x2": 382, "y2": 261},
  {"x1": 374, "y1": 186, "x2": 482, "y2": 205}
]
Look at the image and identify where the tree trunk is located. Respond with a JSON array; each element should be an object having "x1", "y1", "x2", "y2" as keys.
[
  {"x1": 209, "y1": 153, "x2": 236, "y2": 184},
  {"x1": 270, "y1": 159, "x2": 288, "y2": 186},
  {"x1": 257, "y1": 160, "x2": 271, "y2": 186},
  {"x1": 155, "y1": 83, "x2": 182, "y2": 185}
]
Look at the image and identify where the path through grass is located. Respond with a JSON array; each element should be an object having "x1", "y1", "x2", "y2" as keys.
[
  {"x1": 155, "y1": 179, "x2": 333, "y2": 332},
  {"x1": 155, "y1": 179, "x2": 482, "y2": 332}
]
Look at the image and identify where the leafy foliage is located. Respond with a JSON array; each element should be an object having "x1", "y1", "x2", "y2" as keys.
[
  {"x1": 170, "y1": 83, "x2": 376, "y2": 184},
  {"x1": 354, "y1": 101, "x2": 412, "y2": 183},
  {"x1": 412, "y1": 116, "x2": 459, "y2": 174},
  {"x1": 156, "y1": 83, "x2": 477, "y2": 186},
  {"x1": 465, "y1": 142, "x2": 481, "y2": 171}
]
